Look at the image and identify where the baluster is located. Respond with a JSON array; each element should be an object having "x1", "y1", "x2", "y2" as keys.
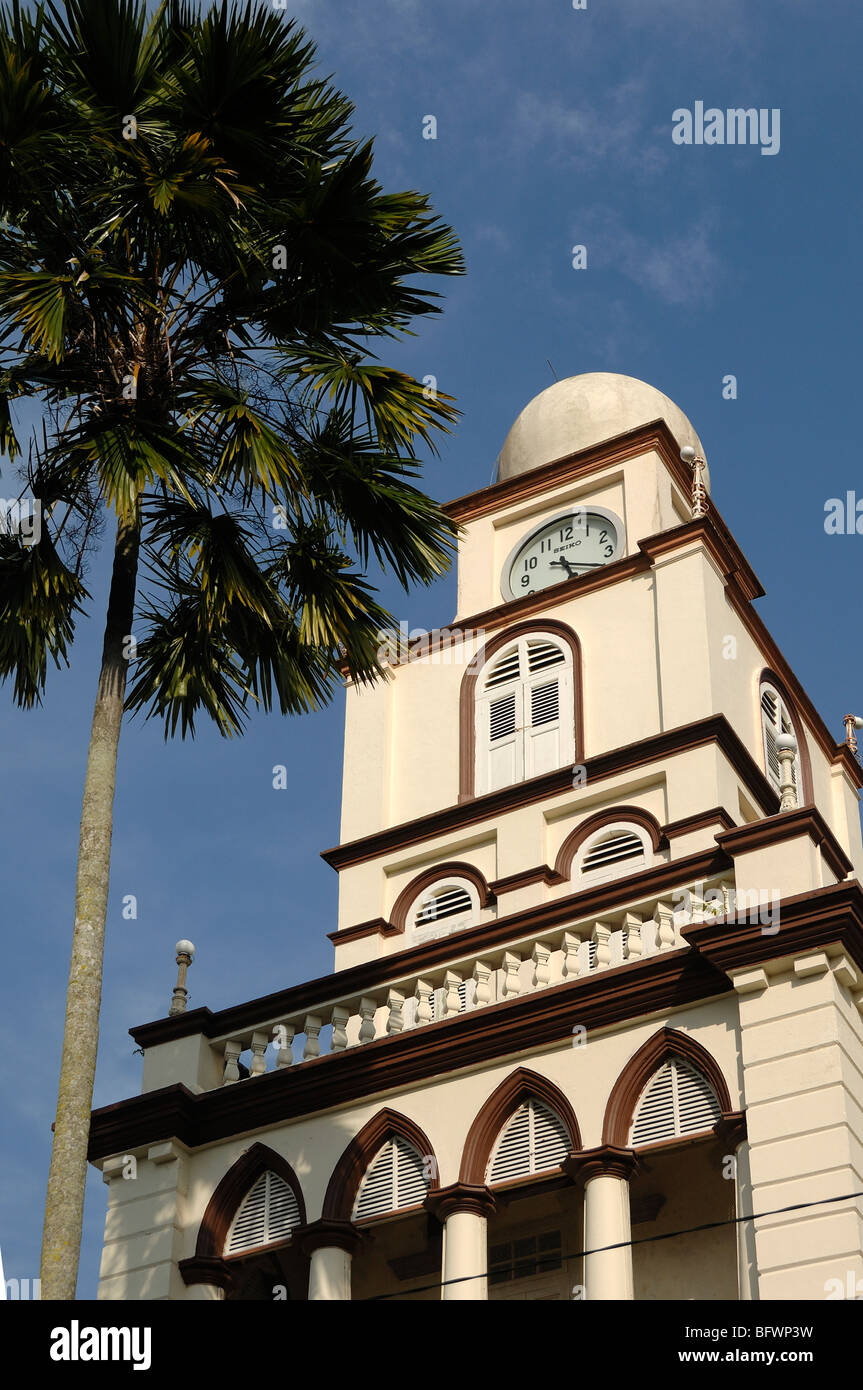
[
  {"x1": 442, "y1": 971, "x2": 463, "y2": 1017},
  {"x1": 502, "y1": 951, "x2": 522, "y2": 998},
  {"x1": 562, "y1": 931, "x2": 582, "y2": 979},
  {"x1": 655, "y1": 902, "x2": 676, "y2": 952},
  {"x1": 274, "y1": 1023, "x2": 295, "y2": 1069},
  {"x1": 331, "y1": 1005, "x2": 350, "y2": 1052},
  {"x1": 593, "y1": 922, "x2": 612, "y2": 971},
  {"x1": 303, "y1": 1014, "x2": 322, "y2": 1060},
  {"x1": 415, "y1": 979, "x2": 434, "y2": 1025},
  {"x1": 473, "y1": 960, "x2": 493, "y2": 1007},
  {"x1": 358, "y1": 996, "x2": 378, "y2": 1044},
  {"x1": 532, "y1": 941, "x2": 551, "y2": 989},
  {"x1": 622, "y1": 912, "x2": 643, "y2": 961},
  {"x1": 386, "y1": 988, "x2": 406, "y2": 1034},
  {"x1": 249, "y1": 1030, "x2": 269, "y2": 1077},
  {"x1": 223, "y1": 1039, "x2": 242, "y2": 1085}
]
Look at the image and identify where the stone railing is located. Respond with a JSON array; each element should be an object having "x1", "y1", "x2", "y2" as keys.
[{"x1": 209, "y1": 882, "x2": 732, "y2": 1087}]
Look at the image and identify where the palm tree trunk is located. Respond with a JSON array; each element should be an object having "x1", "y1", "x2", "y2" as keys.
[{"x1": 40, "y1": 510, "x2": 140, "y2": 1300}]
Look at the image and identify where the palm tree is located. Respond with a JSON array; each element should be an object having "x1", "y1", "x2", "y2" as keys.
[{"x1": 0, "y1": 0, "x2": 464, "y2": 1299}]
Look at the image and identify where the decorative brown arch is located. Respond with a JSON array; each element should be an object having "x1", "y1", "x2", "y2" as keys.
[
  {"x1": 553, "y1": 805, "x2": 667, "y2": 881},
  {"x1": 322, "y1": 1108, "x2": 440, "y2": 1220},
  {"x1": 193, "y1": 1142, "x2": 307, "y2": 1259},
  {"x1": 390, "y1": 860, "x2": 495, "y2": 934},
  {"x1": 458, "y1": 619, "x2": 584, "y2": 802},
  {"x1": 758, "y1": 667, "x2": 814, "y2": 804},
  {"x1": 459, "y1": 1067, "x2": 582, "y2": 1185},
  {"x1": 602, "y1": 1027, "x2": 733, "y2": 1147}
]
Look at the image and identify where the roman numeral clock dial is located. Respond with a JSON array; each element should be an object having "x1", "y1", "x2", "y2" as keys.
[{"x1": 501, "y1": 506, "x2": 625, "y2": 602}]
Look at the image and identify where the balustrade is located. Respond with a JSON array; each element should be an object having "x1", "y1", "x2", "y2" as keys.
[{"x1": 216, "y1": 885, "x2": 730, "y2": 1088}]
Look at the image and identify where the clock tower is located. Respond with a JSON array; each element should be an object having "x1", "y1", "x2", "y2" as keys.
[{"x1": 91, "y1": 372, "x2": 863, "y2": 1304}]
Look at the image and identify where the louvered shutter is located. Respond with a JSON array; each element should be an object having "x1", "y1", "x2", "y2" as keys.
[
  {"x1": 488, "y1": 1100, "x2": 570, "y2": 1183},
  {"x1": 477, "y1": 636, "x2": 574, "y2": 794},
  {"x1": 581, "y1": 828, "x2": 646, "y2": 876},
  {"x1": 226, "y1": 1171, "x2": 301, "y2": 1254},
  {"x1": 629, "y1": 1058, "x2": 721, "y2": 1146},
  {"x1": 353, "y1": 1137, "x2": 429, "y2": 1220},
  {"x1": 415, "y1": 884, "x2": 473, "y2": 926},
  {"x1": 761, "y1": 684, "x2": 800, "y2": 794},
  {"x1": 524, "y1": 641, "x2": 571, "y2": 779},
  {"x1": 486, "y1": 686, "x2": 523, "y2": 791}
]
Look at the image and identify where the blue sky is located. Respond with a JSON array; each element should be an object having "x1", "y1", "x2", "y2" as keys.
[{"x1": 2, "y1": 0, "x2": 862, "y2": 1297}]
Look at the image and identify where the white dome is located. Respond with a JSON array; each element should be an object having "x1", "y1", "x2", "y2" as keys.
[{"x1": 496, "y1": 372, "x2": 708, "y2": 488}]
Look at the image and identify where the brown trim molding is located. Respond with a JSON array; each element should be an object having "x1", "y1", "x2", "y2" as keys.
[
  {"x1": 564, "y1": 1144, "x2": 640, "y2": 1184},
  {"x1": 321, "y1": 1107, "x2": 439, "y2": 1221},
  {"x1": 716, "y1": 804, "x2": 853, "y2": 880},
  {"x1": 322, "y1": 714, "x2": 778, "y2": 872},
  {"x1": 554, "y1": 805, "x2": 667, "y2": 880},
  {"x1": 458, "y1": 618, "x2": 584, "y2": 803},
  {"x1": 425, "y1": 1182, "x2": 497, "y2": 1222},
  {"x1": 326, "y1": 917, "x2": 400, "y2": 947},
  {"x1": 190, "y1": 1141, "x2": 307, "y2": 1262},
  {"x1": 459, "y1": 1067, "x2": 582, "y2": 1185},
  {"x1": 602, "y1": 1027, "x2": 734, "y2": 1147},
  {"x1": 662, "y1": 807, "x2": 735, "y2": 840},
  {"x1": 442, "y1": 421, "x2": 714, "y2": 528},
  {"x1": 93, "y1": 949, "x2": 731, "y2": 1162},
  {"x1": 681, "y1": 879, "x2": 863, "y2": 975},
  {"x1": 132, "y1": 842, "x2": 733, "y2": 1050},
  {"x1": 489, "y1": 864, "x2": 562, "y2": 895},
  {"x1": 759, "y1": 667, "x2": 815, "y2": 804},
  {"x1": 714, "y1": 1111, "x2": 748, "y2": 1153},
  {"x1": 178, "y1": 1255, "x2": 233, "y2": 1291},
  {"x1": 447, "y1": 552, "x2": 651, "y2": 641},
  {"x1": 390, "y1": 861, "x2": 496, "y2": 934},
  {"x1": 292, "y1": 1218, "x2": 366, "y2": 1258}
]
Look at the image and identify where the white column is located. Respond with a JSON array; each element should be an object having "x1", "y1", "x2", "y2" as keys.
[
  {"x1": 308, "y1": 1245, "x2": 352, "y2": 1300},
  {"x1": 734, "y1": 1140, "x2": 758, "y2": 1300},
  {"x1": 185, "y1": 1283, "x2": 225, "y2": 1301},
  {"x1": 577, "y1": 1149, "x2": 637, "y2": 1301},
  {"x1": 442, "y1": 1209, "x2": 488, "y2": 1301}
]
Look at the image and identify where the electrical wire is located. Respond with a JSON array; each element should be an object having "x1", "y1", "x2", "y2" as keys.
[{"x1": 364, "y1": 1185, "x2": 863, "y2": 1300}]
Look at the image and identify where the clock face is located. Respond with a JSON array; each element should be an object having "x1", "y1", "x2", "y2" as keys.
[{"x1": 501, "y1": 506, "x2": 625, "y2": 602}]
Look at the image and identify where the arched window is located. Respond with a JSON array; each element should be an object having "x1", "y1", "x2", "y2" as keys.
[
  {"x1": 475, "y1": 634, "x2": 575, "y2": 794},
  {"x1": 486, "y1": 1099, "x2": 571, "y2": 1184},
  {"x1": 629, "y1": 1058, "x2": 721, "y2": 1147},
  {"x1": 576, "y1": 822, "x2": 651, "y2": 882},
  {"x1": 411, "y1": 877, "x2": 478, "y2": 935},
  {"x1": 352, "y1": 1136, "x2": 430, "y2": 1221},
  {"x1": 760, "y1": 680, "x2": 801, "y2": 796},
  {"x1": 225, "y1": 1170, "x2": 302, "y2": 1255}
]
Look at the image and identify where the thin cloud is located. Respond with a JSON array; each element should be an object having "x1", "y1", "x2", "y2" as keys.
[{"x1": 510, "y1": 82, "x2": 669, "y2": 178}]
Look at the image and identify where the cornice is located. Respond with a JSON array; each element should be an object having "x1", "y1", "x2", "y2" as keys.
[
  {"x1": 441, "y1": 419, "x2": 696, "y2": 525},
  {"x1": 681, "y1": 880, "x2": 863, "y2": 976},
  {"x1": 94, "y1": 882, "x2": 863, "y2": 1164},
  {"x1": 321, "y1": 714, "x2": 777, "y2": 871},
  {"x1": 292, "y1": 1218, "x2": 366, "y2": 1258},
  {"x1": 716, "y1": 804, "x2": 853, "y2": 880},
  {"x1": 425, "y1": 1183, "x2": 497, "y2": 1222},
  {"x1": 563, "y1": 1144, "x2": 640, "y2": 1184},
  {"x1": 133, "y1": 842, "x2": 732, "y2": 1049},
  {"x1": 93, "y1": 949, "x2": 729, "y2": 1162}
]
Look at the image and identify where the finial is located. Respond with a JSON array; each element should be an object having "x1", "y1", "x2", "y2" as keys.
[
  {"x1": 169, "y1": 940, "x2": 195, "y2": 1016},
  {"x1": 775, "y1": 733, "x2": 798, "y2": 812},
  {"x1": 843, "y1": 714, "x2": 863, "y2": 760},
  {"x1": 680, "y1": 445, "x2": 708, "y2": 520}
]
